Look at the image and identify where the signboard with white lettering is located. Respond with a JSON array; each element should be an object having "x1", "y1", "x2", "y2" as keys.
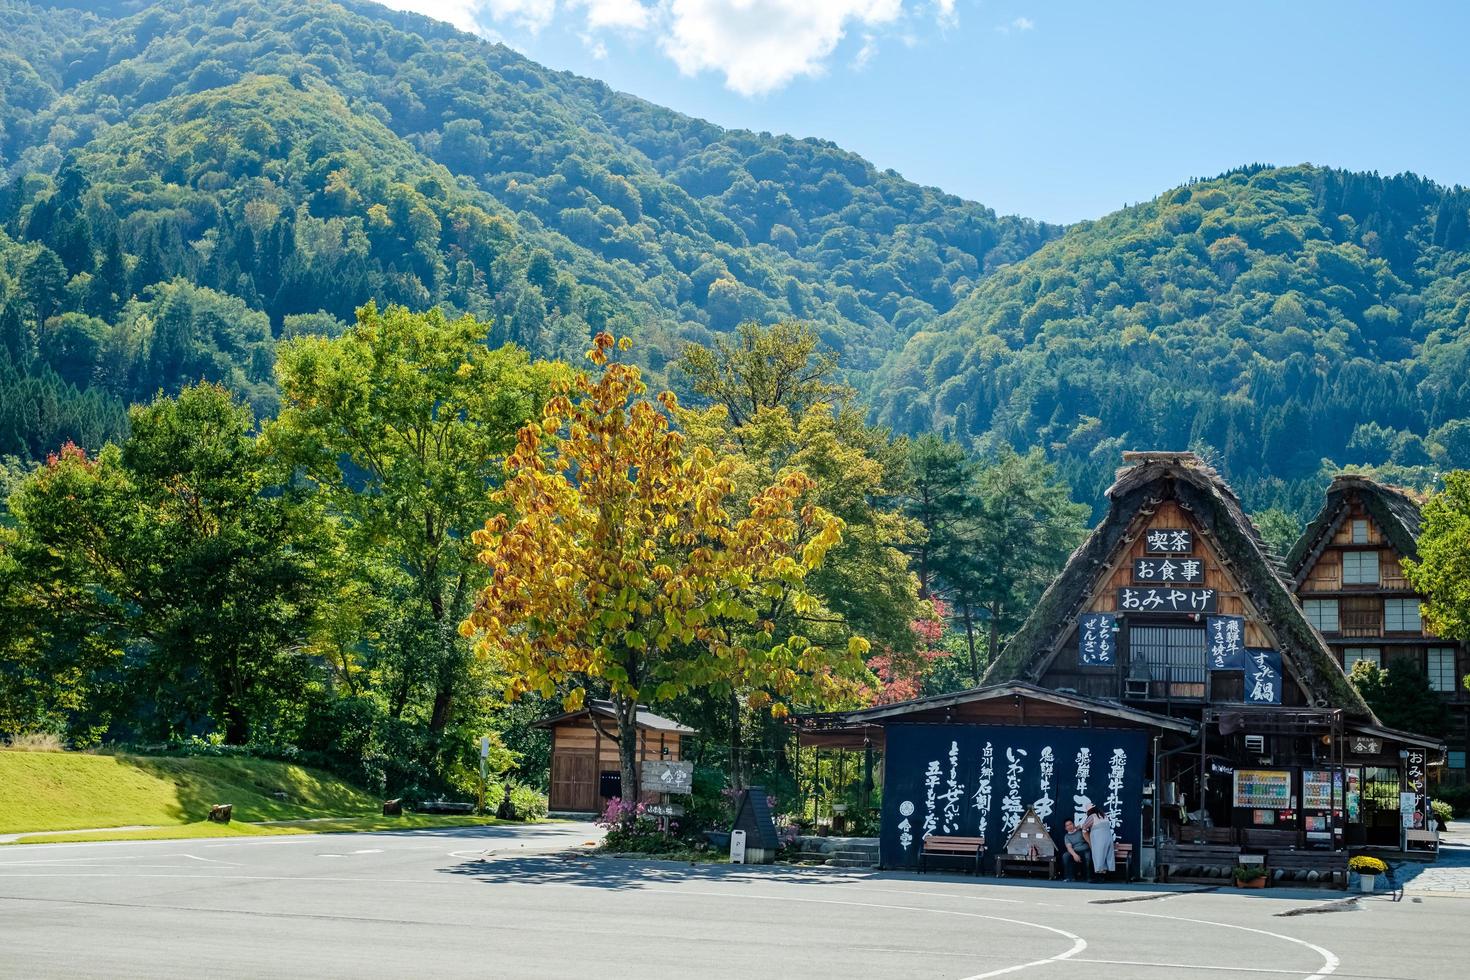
[
  {"x1": 1143, "y1": 528, "x2": 1192, "y2": 554},
  {"x1": 1117, "y1": 587, "x2": 1218, "y2": 614},
  {"x1": 1244, "y1": 647, "x2": 1282, "y2": 704},
  {"x1": 1078, "y1": 612, "x2": 1117, "y2": 667},
  {"x1": 1206, "y1": 615, "x2": 1247, "y2": 671},
  {"x1": 641, "y1": 760, "x2": 694, "y2": 795},
  {"x1": 1133, "y1": 557, "x2": 1205, "y2": 584}
]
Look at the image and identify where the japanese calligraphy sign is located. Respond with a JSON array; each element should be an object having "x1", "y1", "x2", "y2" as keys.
[
  {"x1": 1245, "y1": 647, "x2": 1282, "y2": 704},
  {"x1": 1133, "y1": 557, "x2": 1204, "y2": 584},
  {"x1": 880, "y1": 723, "x2": 1147, "y2": 870},
  {"x1": 1206, "y1": 615, "x2": 1247, "y2": 671},
  {"x1": 1078, "y1": 612, "x2": 1117, "y2": 667},
  {"x1": 1117, "y1": 587, "x2": 1217, "y2": 614},
  {"x1": 1143, "y1": 528, "x2": 1192, "y2": 554},
  {"x1": 1404, "y1": 747, "x2": 1428, "y2": 833},
  {"x1": 641, "y1": 760, "x2": 694, "y2": 795}
]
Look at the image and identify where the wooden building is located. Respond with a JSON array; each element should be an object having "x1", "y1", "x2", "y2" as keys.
[
  {"x1": 798, "y1": 452, "x2": 1444, "y2": 868},
  {"x1": 1286, "y1": 475, "x2": 1467, "y2": 781},
  {"x1": 535, "y1": 699, "x2": 693, "y2": 815}
]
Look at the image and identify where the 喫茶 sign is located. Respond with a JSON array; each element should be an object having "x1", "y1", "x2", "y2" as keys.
[
  {"x1": 1143, "y1": 529, "x2": 1192, "y2": 554},
  {"x1": 879, "y1": 723, "x2": 1147, "y2": 870},
  {"x1": 641, "y1": 760, "x2": 694, "y2": 795}
]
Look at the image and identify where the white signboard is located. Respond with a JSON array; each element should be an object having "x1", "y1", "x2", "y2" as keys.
[{"x1": 730, "y1": 829, "x2": 747, "y2": 864}]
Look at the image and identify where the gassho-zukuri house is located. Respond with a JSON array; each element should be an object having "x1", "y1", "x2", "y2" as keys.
[{"x1": 795, "y1": 452, "x2": 1445, "y2": 874}]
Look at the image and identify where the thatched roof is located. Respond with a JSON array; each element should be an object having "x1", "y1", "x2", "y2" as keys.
[
  {"x1": 1286, "y1": 474, "x2": 1425, "y2": 585},
  {"x1": 983, "y1": 451, "x2": 1373, "y2": 720}
]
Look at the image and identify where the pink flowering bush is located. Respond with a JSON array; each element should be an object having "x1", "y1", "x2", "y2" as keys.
[{"x1": 596, "y1": 797, "x2": 668, "y2": 852}]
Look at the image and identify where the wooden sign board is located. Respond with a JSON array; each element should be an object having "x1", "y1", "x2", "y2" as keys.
[
  {"x1": 1117, "y1": 587, "x2": 1217, "y2": 614},
  {"x1": 641, "y1": 760, "x2": 694, "y2": 795},
  {"x1": 1143, "y1": 528, "x2": 1192, "y2": 554},
  {"x1": 1349, "y1": 736, "x2": 1382, "y2": 755},
  {"x1": 645, "y1": 803, "x2": 685, "y2": 818},
  {"x1": 1133, "y1": 557, "x2": 1204, "y2": 584}
]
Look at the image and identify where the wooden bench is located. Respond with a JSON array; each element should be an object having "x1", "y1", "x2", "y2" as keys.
[
  {"x1": 919, "y1": 835, "x2": 985, "y2": 875},
  {"x1": 1194, "y1": 826, "x2": 1236, "y2": 845},
  {"x1": 1405, "y1": 829, "x2": 1439, "y2": 859},
  {"x1": 1157, "y1": 843, "x2": 1240, "y2": 885},
  {"x1": 1241, "y1": 828, "x2": 1299, "y2": 850},
  {"x1": 1266, "y1": 850, "x2": 1348, "y2": 888},
  {"x1": 1105, "y1": 841, "x2": 1134, "y2": 881}
]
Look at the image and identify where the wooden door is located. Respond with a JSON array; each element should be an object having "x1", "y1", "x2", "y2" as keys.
[{"x1": 551, "y1": 750, "x2": 597, "y2": 812}]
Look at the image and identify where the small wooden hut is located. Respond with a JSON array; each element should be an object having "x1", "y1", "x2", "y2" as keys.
[{"x1": 535, "y1": 699, "x2": 694, "y2": 814}]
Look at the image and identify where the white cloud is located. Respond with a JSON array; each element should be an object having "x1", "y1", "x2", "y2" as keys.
[
  {"x1": 376, "y1": 0, "x2": 958, "y2": 96},
  {"x1": 1012, "y1": 16, "x2": 1034, "y2": 31},
  {"x1": 661, "y1": 0, "x2": 903, "y2": 96}
]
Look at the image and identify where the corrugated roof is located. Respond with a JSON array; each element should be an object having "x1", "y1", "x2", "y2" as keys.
[{"x1": 533, "y1": 699, "x2": 695, "y2": 733}]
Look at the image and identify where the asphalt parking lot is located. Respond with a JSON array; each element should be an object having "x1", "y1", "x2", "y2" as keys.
[{"x1": 2, "y1": 822, "x2": 1467, "y2": 979}]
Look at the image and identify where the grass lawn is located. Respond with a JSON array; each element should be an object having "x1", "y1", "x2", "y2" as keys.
[
  {"x1": 4, "y1": 813, "x2": 512, "y2": 845},
  {"x1": 0, "y1": 750, "x2": 382, "y2": 834}
]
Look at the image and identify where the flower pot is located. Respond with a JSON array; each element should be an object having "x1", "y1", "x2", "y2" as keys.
[
  {"x1": 1359, "y1": 873, "x2": 1375, "y2": 893},
  {"x1": 1234, "y1": 876, "x2": 1266, "y2": 889}
]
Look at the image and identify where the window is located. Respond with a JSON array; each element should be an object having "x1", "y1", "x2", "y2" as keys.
[
  {"x1": 1340, "y1": 596, "x2": 1382, "y2": 635},
  {"x1": 1450, "y1": 751, "x2": 1467, "y2": 771},
  {"x1": 1428, "y1": 647, "x2": 1459, "y2": 693},
  {"x1": 1344, "y1": 647, "x2": 1381, "y2": 671},
  {"x1": 1342, "y1": 550, "x2": 1379, "y2": 585},
  {"x1": 1304, "y1": 599, "x2": 1339, "y2": 633},
  {"x1": 1350, "y1": 519, "x2": 1369, "y2": 544},
  {"x1": 1128, "y1": 625, "x2": 1206, "y2": 699},
  {"x1": 1384, "y1": 598, "x2": 1423, "y2": 633}
]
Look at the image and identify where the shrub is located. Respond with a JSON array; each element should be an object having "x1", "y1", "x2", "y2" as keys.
[
  {"x1": 1430, "y1": 799, "x2": 1453, "y2": 825},
  {"x1": 596, "y1": 797, "x2": 667, "y2": 852},
  {"x1": 4, "y1": 732, "x2": 65, "y2": 751},
  {"x1": 507, "y1": 783, "x2": 548, "y2": 822},
  {"x1": 1349, "y1": 855, "x2": 1388, "y2": 875},
  {"x1": 1433, "y1": 783, "x2": 1470, "y2": 816},
  {"x1": 1232, "y1": 865, "x2": 1266, "y2": 882}
]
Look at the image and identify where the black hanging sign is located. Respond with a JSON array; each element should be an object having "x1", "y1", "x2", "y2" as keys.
[
  {"x1": 1117, "y1": 587, "x2": 1218, "y2": 614},
  {"x1": 880, "y1": 723, "x2": 1148, "y2": 870},
  {"x1": 1206, "y1": 615, "x2": 1247, "y2": 670},
  {"x1": 1078, "y1": 612, "x2": 1117, "y2": 667},
  {"x1": 1244, "y1": 647, "x2": 1282, "y2": 704},
  {"x1": 1133, "y1": 556, "x2": 1205, "y2": 584},
  {"x1": 1143, "y1": 528, "x2": 1192, "y2": 554}
]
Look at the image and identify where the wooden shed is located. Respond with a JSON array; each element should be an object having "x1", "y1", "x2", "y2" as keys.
[{"x1": 535, "y1": 699, "x2": 694, "y2": 814}]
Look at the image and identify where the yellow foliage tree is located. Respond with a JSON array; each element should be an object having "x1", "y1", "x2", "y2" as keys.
[{"x1": 461, "y1": 333, "x2": 872, "y2": 798}]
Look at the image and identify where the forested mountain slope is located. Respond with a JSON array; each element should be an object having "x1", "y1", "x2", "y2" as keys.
[
  {"x1": 873, "y1": 165, "x2": 1470, "y2": 512},
  {"x1": 0, "y1": 0, "x2": 1055, "y2": 460}
]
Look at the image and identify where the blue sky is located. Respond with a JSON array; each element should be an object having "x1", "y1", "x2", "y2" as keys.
[{"x1": 381, "y1": 1, "x2": 1470, "y2": 224}]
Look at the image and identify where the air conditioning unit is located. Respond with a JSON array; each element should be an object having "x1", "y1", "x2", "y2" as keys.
[{"x1": 1245, "y1": 735, "x2": 1265, "y2": 754}]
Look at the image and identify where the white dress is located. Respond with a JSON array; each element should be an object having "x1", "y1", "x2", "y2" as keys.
[{"x1": 1086, "y1": 815, "x2": 1116, "y2": 873}]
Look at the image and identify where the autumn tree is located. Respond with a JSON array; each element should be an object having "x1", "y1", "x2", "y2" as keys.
[
  {"x1": 680, "y1": 320, "x2": 850, "y2": 433},
  {"x1": 463, "y1": 333, "x2": 872, "y2": 798}
]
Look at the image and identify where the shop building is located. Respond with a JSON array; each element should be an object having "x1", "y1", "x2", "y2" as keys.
[
  {"x1": 1285, "y1": 474, "x2": 1467, "y2": 788},
  {"x1": 797, "y1": 452, "x2": 1444, "y2": 871}
]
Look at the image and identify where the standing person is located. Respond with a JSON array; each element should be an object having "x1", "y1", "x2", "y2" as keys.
[
  {"x1": 1061, "y1": 818, "x2": 1090, "y2": 881},
  {"x1": 1083, "y1": 804, "x2": 1116, "y2": 880}
]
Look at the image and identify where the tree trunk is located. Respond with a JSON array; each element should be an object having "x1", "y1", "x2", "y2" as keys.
[
  {"x1": 961, "y1": 604, "x2": 979, "y2": 684},
  {"x1": 223, "y1": 703, "x2": 250, "y2": 746},
  {"x1": 615, "y1": 695, "x2": 640, "y2": 801},
  {"x1": 728, "y1": 691, "x2": 744, "y2": 792},
  {"x1": 427, "y1": 596, "x2": 455, "y2": 733},
  {"x1": 987, "y1": 601, "x2": 1001, "y2": 669}
]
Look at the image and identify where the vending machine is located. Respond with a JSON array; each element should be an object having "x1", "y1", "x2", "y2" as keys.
[{"x1": 1299, "y1": 768, "x2": 1343, "y2": 850}]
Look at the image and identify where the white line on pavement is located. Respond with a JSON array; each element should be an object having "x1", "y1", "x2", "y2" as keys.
[{"x1": 1119, "y1": 910, "x2": 1339, "y2": 980}]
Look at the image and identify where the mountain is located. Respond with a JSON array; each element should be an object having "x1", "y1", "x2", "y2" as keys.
[
  {"x1": 0, "y1": 0, "x2": 1057, "y2": 460},
  {"x1": 0, "y1": 0, "x2": 1468, "y2": 517},
  {"x1": 872, "y1": 164, "x2": 1470, "y2": 512}
]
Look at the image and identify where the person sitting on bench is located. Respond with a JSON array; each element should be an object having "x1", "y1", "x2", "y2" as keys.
[{"x1": 1061, "y1": 818, "x2": 1090, "y2": 882}]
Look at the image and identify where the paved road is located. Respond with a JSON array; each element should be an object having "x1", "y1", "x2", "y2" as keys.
[{"x1": 2, "y1": 822, "x2": 1467, "y2": 979}]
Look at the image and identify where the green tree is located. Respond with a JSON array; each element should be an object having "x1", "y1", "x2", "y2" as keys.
[
  {"x1": 898, "y1": 434, "x2": 975, "y2": 598},
  {"x1": 269, "y1": 303, "x2": 560, "y2": 737},
  {"x1": 2, "y1": 385, "x2": 320, "y2": 743},
  {"x1": 680, "y1": 320, "x2": 849, "y2": 432},
  {"x1": 1404, "y1": 471, "x2": 1470, "y2": 652},
  {"x1": 1253, "y1": 507, "x2": 1302, "y2": 559},
  {"x1": 1350, "y1": 659, "x2": 1452, "y2": 738}
]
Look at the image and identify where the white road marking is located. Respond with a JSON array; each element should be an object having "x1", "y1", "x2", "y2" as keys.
[
  {"x1": 1072, "y1": 958, "x2": 1314, "y2": 975},
  {"x1": 667, "y1": 887, "x2": 1086, "y2": 980},
  {"x1": 1120, "y1": 910, "x2": 1339, "y2": 980},
  {"x1": 182, "y1": 854, "x2": 241, "y2": 866}
]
